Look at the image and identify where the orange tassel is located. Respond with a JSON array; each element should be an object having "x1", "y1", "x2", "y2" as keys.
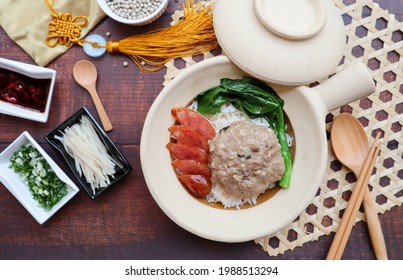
[{"x1": 102, "y1": 0, "x2": 218, "y2": 72}]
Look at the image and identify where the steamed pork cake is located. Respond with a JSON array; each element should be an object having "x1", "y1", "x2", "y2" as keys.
[{"x1": 209, "y1": 120, "x2": 285, "y2": 200}]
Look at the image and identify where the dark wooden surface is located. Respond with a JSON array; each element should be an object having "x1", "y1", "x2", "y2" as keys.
[{"x1": 0, "y1": 1, "x2": 401, "y2": 260}]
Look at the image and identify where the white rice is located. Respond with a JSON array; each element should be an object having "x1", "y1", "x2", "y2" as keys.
[{"x1": 206, "y1": 184, "x2": 258, "y2": 210}]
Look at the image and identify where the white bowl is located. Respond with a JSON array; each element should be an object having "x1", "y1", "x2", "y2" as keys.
[
  {"x1": 0, "y1": 131, "x2": 79, "y2": 224},
  {"x1": 0, "y1": 58, "x2": 56, "y2": 123},
  {"x1": 96, "y1": 0, "x2": 169, "y2": 26}
]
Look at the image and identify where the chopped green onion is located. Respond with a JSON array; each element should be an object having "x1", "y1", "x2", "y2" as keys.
[{"x1": 9, "y1": 145, "x2": 68, "y2": 211}]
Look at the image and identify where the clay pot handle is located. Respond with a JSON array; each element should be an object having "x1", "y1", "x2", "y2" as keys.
[{"x1": 315, "y1": 62, "x2": 376, "y2": 112}]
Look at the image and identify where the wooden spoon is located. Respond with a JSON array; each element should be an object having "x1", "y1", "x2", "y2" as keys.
[
  {"x1": 73, "y1": 60, "x2": 113, "y2": 132},
  {"x1": 331, "y1": 113, "x2": 387, "y2": 259}
]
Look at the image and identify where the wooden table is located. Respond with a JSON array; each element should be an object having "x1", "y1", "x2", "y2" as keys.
[{"x1": 0, "y1": 0, "x2": 401, "y2": 260}]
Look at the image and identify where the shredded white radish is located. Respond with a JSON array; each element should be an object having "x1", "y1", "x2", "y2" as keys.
[{"x1": 55, "y1": 116, "x2": 117, "y2": 195}]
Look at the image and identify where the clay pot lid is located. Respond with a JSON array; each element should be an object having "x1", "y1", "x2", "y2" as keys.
[{"x1": 213, "y1": 0, "x2": 346, "y2": 86}]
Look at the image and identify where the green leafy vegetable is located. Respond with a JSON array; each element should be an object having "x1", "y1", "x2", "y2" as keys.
[
  {"x1": 9, "y1": 145, "x2": 68, "y2": 211},
  {"x1": 196, "y1": 77, "x2": 292, "y2": 188}
]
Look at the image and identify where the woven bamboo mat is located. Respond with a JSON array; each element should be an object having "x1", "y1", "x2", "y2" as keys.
[{"x1": 163, "y1": 0, "x2": 403, "y2": 256}]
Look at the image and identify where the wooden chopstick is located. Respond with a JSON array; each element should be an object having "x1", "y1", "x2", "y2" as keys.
[{"x1": 326, "y1": 131, "x2": 382, "y2": 260}]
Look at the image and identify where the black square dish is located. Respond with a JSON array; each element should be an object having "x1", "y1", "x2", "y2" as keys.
[{"x1": 45, "y1": 107, "x2": 132, "y2": 199}]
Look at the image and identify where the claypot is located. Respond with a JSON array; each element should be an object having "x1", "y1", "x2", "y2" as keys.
[
  {"x1": 140, "y1": 56, "x2": 375, "y2": 242},
  {"x1": 140, "y1": 0, "x2": 376, "y2": 242}
]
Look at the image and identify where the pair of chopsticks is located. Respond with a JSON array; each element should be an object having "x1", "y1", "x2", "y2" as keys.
[{"x1": 326, "y1": 131, "x2": 382, "y2": 260}]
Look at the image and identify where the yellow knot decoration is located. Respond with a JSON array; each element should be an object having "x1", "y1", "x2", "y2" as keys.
[{"x1": 44, "y1": 0, "x2": 88, "y2": 47}]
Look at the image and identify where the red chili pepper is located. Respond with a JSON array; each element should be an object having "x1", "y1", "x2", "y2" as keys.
[
  {"x1": 1, "y1": 92, "x2": 17, "y2": 103},
  {"x1": 27, "y1": 85, "x2": 44, "y2": 95},
  {"x1": 6, "y1": 81, "x2": 24, "y2": 92},
  {"x1": 31, "y1": 93, "x2": 46, "y2": 104}
]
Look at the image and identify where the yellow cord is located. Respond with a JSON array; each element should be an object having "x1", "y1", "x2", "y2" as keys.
[{"x1": 44, "y1": 0, "x2": 88, "y2": 47}]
